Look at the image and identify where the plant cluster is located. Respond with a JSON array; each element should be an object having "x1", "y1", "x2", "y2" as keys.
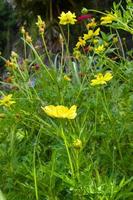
[{"x1": 0, "y1": 1, "x2": 133, "y2": 199}]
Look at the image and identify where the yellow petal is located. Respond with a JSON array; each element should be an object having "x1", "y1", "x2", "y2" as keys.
[
  {"x1": 104, "y1": 72, "x2": 113, "y2": 81},
  {"x1": 41, "y1": 105, "x2": 57, "y2": 118},
  {"x1": 66, "y1": 105, "x2": 77, "y2": 119},
  {"x1": 56, "y1": 106, "x2": 69, "y2": 118}
]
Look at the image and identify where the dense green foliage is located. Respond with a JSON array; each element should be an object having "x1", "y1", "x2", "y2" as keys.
[{"x1": 0, "y1": 0, "x2": 133, "y2": 199}]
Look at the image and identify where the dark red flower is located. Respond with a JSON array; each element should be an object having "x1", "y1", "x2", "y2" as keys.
[
  {"x1": 77, "y1": 14, "x2": 93, "y2": 22},
  {"x1": 83, "y1": 46, "x2": 90, "y2": 53}
]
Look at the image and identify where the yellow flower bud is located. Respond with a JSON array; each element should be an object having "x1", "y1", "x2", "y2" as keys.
[
  {"x1": 11, "y1": 51, "x2": 18, "y2": 58},
  {"x1": 20, "y1": 26, "x2": 26, "y2": 34},
  {"x1": 25, "y1": 32, "x2": 32, "y2": 43},
  {"x1": 73, "y1": 139, "x2": 82, "y2": 149}
]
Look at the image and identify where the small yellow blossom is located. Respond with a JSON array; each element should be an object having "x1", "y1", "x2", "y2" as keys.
[
  {"x1": 101, "y1": 13, "x2": 117, "y2": 25},
  {"x1": 73, "y1": 139, "x2": 82, "y2": 149},
  {"x1": 0, "y1": 94, "x2": 16, "y2": 107},
  {"x1": 95, "y1": 44, "x2": 105, "y2": 54},
  {"x1": 41, "y1": 105, "x2": 77, "y2": 119},
  {"x1": 83, "y1": 28, "x2": 100, "y2": 41},
  {"x1": 83, "y1": 30, "x2": 93, "y2": 40},
  {"x1": 76, "y1": 37, "x2": 86, "y2": 49},
  {"x1": 93, "y1": 28, "x2": 100, "y2": 36},
  {"x1": 25, "y1": 32, "x2": 32, "y2": 43},
  {"x1": 90, "y1": 72, "x2": 113, "y2": 86},
  {"x1": 93, "y1": 39, "x2": 99, "y2": 44},
  {"x1": 58, "y1": 11, "x2": 77, "y2": 25},
  {"x1": 36, "y1": 15, "x2": 46, "y2": 34},
  {"x1": 5, "y1": 60, "x2": 16, "y2": 69},
  {"x1": 86, "y1": 18, "x2": 96, "y2": 29},
  {"x1": 11, "y1": 51, "x2": 18, "y2": 58},
  {"x1": 64, "y1": 75, "x2": 71, "y2": 81}
]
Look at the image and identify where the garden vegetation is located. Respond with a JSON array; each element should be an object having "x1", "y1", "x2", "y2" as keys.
[{"x1": 0, "y1": 0, "x2": 133, "y2": 199}]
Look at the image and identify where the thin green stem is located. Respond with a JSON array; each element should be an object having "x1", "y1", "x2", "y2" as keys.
[
  {"x1": 67, "y1": 24, "x2": 70, "y2": 49},
  {"x1": 33, "y1": 145, "x2": 39, "y2": 200},
  {"x1": 61, "y1": 127, "x2": 74, "y2": 178},
  {"x1": 75, "y1": 151, "x2": 80, "y2": 182},
  {"x1": 101, "y1": 88, "x2": 112, "y2": 121},
  {"x1": 41, "y1": 34, "x2": 53, "y2": 66},
  {"x1": 25, "y1": 41, "x2": 54, "y2": 81},
  {"x1": 23, "y1": 37, "x2": 27, "y2": 59},
  {"x1": 95, "y1": 89, "x2": 99, "y2": 134}
]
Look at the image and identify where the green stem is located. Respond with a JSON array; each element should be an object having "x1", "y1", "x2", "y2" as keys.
[
  {"x1": 33, "y1": 145, "x2": 39, "y2": 200},
  {"x1": 41, "y1": 34, "x2": 53, "y2": 67},
  {"x1": 61, "y1": 127, "x2": 74, "y2": 178},
  {"x1": 102, "y1": 88, "x2": 112, "y2": 121},
  {"x1": 95, "y1": 89, "x2": 98, "y2": 134},
  {"x1": 23, "y1": 37, "x2": 27, "y2": 59},
  {"x1": 75, "y1": 151, "x2": 80, "y2": 181},
  {"x1": 67, "y1": 24, "x2": 70, "y2": 49},
  {"x1": 26, "y1": 42, "x2": 54, "y2": 81}
]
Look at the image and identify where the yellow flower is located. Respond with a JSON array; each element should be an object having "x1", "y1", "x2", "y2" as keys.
[
  {"x1": 83, "y1": 30, "x2": 93, "y2": 40},
  {"x1": 41, "y1": 105, "x2": 77, "y2": 119},
  {"x1": 11, "y1": 51, "x2": 18, "y2": 58},
  {"x1": 83, "y1": 28, "x2": 100, "y2": 41},
  {"x1": 36, "y1": 15, "x2": 46, "y2": 34},
  {"x1": 0, "y1": 94, "x2": 16, "y2": 107},
  {"x1": 25, "y1": 32, "x2": 32, "y2": 43},
  {"x1": 64, "y1": 75, "x2": 71, "y2": 81},
  {"x1": 101, "y1": 13, "x2": 117, "y2": 25},
  {"x1": 93, "y1": 28, "x2": 100, "y2": 36},
  {"x1": 58, "y1": 11, "x2": 77, "y2": 25},
  {"x1": 93, "y1": 39, "x2": 99, "y2": 44},
  {"x1": 95, "y1": 44, "x2": 105, "y2": 54},
  {"x1": 5, "y1": 60, "x2": 16, "y2": 69},
  {"x1": 86, "y1": 18, "x2": 96, "y2": 29},
  {"x1": 76, "y1": 37, "x2": 86, "y2": 49},
  {"x1": 90, "y1": 72, "x2": 113, "y2": 86}
]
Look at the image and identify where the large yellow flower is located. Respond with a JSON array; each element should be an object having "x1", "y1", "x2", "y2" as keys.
[
  {"x1": 0, "y1": 94, "x2": 16, "y2": 107},
  {"x1": 90, "y1": 72, "x2": 113, "y2": 86},
  {"x1": 101, "y1": 13, "x2": 117, "y2": 25},
  {"x1": 41, "y1": 105, "x2": 77, "y2": 119},
  {"x1": 58, "y1": 11, "x2": 77, "y2": 25}
]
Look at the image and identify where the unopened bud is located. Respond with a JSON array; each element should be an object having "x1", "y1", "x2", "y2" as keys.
[
  {"x1": 81, "y1": 8, "x2": 88, "y2": 14},
  {"x1": 11, "y1": 51, "x2": 18, "y2": 58},
  {"x1": 25, "y1": 32, "x2": 32, "y2": 43},
  {"x1": 73, "y1": 139, "x2": 82, "y2": 149},
  {"x1": 21, "y1": 26, "x2": 26, "y2": 34}
]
